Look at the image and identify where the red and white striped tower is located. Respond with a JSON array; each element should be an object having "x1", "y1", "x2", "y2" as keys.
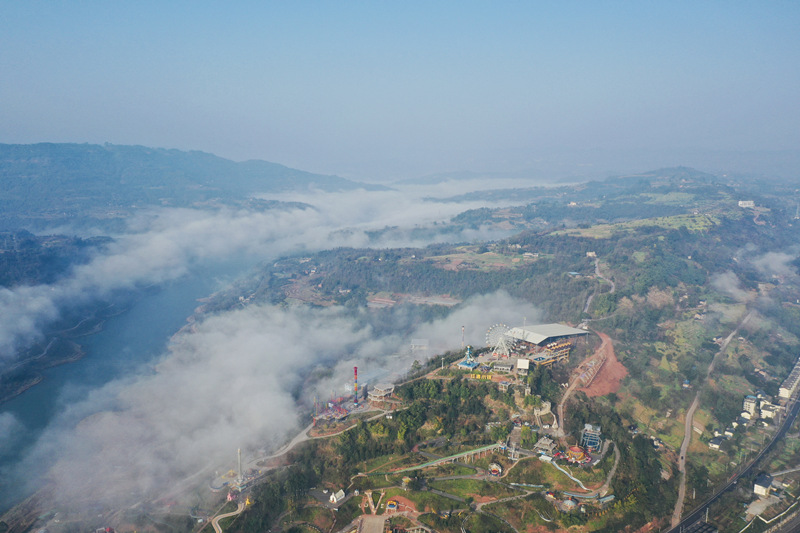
[{"x1": 354, "y1": 366, "x2": 359, "y2": 407}]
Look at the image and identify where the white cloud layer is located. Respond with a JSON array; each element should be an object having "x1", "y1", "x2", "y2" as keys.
[
  {"x1": 1, "y1": 184, "x2": 538, "y2": 510},
  {"x1": 19, "y1": 291, "x2": 538, "y2": 508},
  {"x1": 0, "y1": 185, "x2": 521, "y2": 365}
]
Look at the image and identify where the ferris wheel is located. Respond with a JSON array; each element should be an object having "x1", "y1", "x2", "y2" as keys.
[{"x1": 486, "y1": 324, "x2": 516, "y2": 357}]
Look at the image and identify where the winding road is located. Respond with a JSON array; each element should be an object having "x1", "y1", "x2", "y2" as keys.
[
  {"x1": 211, "y1": 502, "x2": 245, "y2": 533},
  {"x1": 584, "y1": 257, "x2": 616, "y2": 314}
]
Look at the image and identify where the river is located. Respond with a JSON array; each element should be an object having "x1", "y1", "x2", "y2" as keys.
[{"x1": 0, "y1": 258, "x2": 254, "y2": 512}]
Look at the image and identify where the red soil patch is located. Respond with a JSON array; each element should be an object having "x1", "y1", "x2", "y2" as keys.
[
  {"x1": 579, "y1": 332, "x2": 628, "y2": 398},
  {"x1": 390, "y1": 495, "x2": 417, "y2": 513}
]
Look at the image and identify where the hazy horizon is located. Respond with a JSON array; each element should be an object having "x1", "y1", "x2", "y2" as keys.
[{"x1": 2, "y1": 3, "x2": 799, "y2": 180}]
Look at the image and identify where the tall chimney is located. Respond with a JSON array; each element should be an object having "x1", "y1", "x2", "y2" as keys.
[
  {"x1": 237, "y1": 448, "x2": 242, "y2": 483},
  {"x1": 354, "y1": 366, "x2": 359, "y2": 407}
]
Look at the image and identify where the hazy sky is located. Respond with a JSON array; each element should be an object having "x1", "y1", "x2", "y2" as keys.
[{"x1": 1, "y1": 2, "x2": 798, "y2": 179}]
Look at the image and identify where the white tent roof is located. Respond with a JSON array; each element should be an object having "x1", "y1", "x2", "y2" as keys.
[{"x1": 507, "y1": 323, "x2": 588, "y2": 345}]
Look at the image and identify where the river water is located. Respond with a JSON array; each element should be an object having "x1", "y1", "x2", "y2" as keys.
[{"x1": 0, "y1": 259, "x2": 253, "y2": 512}]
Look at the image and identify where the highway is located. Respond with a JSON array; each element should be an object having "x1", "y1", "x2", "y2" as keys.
[{"x1": 664, "y1": 396, "x2": 800, "y2": 533}]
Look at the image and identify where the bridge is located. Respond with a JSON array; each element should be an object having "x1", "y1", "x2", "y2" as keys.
[{"x1": 365, "y1": 442, "x2": 505, "y2": 476}]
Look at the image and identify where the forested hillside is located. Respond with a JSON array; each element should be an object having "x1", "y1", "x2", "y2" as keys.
[{"x1": 0, "y1": 143, "x2": 384, "y2": 229}]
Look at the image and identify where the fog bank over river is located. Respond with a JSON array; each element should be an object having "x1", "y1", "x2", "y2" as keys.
[{"x1": 0, "y1": 181, "x2": 538, "y2": 512}]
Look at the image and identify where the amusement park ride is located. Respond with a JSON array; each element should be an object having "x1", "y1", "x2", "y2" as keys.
[{"x1": 486, "y1": 324, "x2": 516, "y2": 357}]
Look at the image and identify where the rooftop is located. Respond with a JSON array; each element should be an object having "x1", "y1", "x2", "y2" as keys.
[
  {"x1": 755, "y1": 473, "x2": 773, "y2": 488},
  {"x1": 507, "y1": 323, "x2": 588, "y2": 345}
]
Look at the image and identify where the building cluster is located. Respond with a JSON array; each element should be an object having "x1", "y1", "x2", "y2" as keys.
[
  {"x1": 462, "y1": 324, "x2": 588, "y2": 390},
  {"x1": 779, "y1": 355, "x2": 800, "y2": 399},
  {"x1": 580, "y1": 424, "x2": 602, "y2": 452},
  {"x1": 753, "y1": 473, "x2": 774, "y2": 497},
  {"x1": 708, "y1": 391, "x2": 782, "y2": 450}
]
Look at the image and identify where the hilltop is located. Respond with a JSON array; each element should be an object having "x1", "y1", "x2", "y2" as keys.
[{"x1": 0, "y1": 143, "x2": 387, "y2": 230}]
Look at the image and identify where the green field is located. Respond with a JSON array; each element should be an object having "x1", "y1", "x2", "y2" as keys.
[
  {"x1": 554, "y1": 213, "x2": 720, "y2": 238},
  {"x1": 421, "y1": 462, "x2": 477, "y2": 477},
  {"x1": 382, "y1": 487, "x2": 462, "y2": 514},
  {"x1": 427, "y1": 479, "x2": 519, "y2": 501}
]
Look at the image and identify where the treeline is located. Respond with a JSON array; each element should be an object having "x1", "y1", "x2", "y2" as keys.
[
  {"x1": 566, "y1": 394, "x2": 677, "y2": 531},
  {"x1": 300, "y1": 245, "x2": 596, "y2": 322}
]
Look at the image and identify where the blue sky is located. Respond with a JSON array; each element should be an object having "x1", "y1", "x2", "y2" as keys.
[{"x1": 1, "y1": 2, "x2": 798, "y2": 179}]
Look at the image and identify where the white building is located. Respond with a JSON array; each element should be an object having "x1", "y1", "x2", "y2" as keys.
[
  {"x1": 779, "y1": 357, "x2": 800, "y2": 399},
  {"x1": 743, "y1": 395, "x2": 758, "y2": 417},
  {"x1": 494, "y1": 361, "x2": 515, "y2": 373},
  {"x1": 330, "y1": 489, "x2": 345, "y2": 504},
  {"x1": 754, "y1": 474, "x2": 773, "y2": 497},
  {"x1": 760, "y1": 403, "x2": 781, "y2": 419}
]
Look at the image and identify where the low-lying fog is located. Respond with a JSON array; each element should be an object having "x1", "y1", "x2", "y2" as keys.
[{"x1": 0, "y1": 179, "x2": 543, "y2": 509}]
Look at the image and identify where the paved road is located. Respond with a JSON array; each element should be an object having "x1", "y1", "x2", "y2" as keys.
[
  {"x1": 665, "y1": 396, "x2": 800, "y2": 533},
  {"x1": 211, "y1": 502, "x2": 245, "y2": 533},
  {"x1": 556, "y1": 330, "x2": 611, "y2": 439},
  {"x1": 671, "y1": 311, "x2": 753, "y2": 527},
  {"x1": 583, "y1": 258, "x2": 615, "y2": 315}
]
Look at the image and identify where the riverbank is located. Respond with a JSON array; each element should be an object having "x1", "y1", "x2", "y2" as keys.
[{"x1": 0, "y1": 337, "x2": 87, "y2": 405}]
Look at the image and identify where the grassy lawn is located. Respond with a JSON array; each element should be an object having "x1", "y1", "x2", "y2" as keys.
[
  {"x1": 535, "y1": 461, "x2": 603, "y2": 493},
  {"x1": 360, "y1": 454, "x2": 404, "y2": 473},
  {"x1": 503, "y1": 457, "x2": 547, "y2": 486},
  {"x1": 483, "y1": 493, "x2": 557, "y2": 530},
  {"x1": 422, "y1": 462, "x2": 477, "y2": 477},
  {"x1": 552, "y1": 462, "x2": 608, "y2": 486},
  {"x1": 427, "y1": 479, "x2": 519, "y2": 501},
  {"x1": 462, "y1": 512, "x2": 516, "y2": 533},
  {"x1": 382, "y1": 487, "x2": 461, "y2": 514},
  {"x1": 656, "y1": 417, "x2": 688, "y2": 450},
  {"x1": 418, "y1": 512, "x2": 465, "y2": 533},
  {"x1": 351, "y1": 475, "x2": 396, "y2": 491},
  {"x1": 280, "y1": 505, "x2": 336, "y2": 531},
  {"x1": 363, "y1": 453, "x2": 429, "y2": 474}
]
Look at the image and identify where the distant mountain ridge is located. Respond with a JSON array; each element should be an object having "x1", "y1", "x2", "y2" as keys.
[{"x1": 0, "y1": 143, "x2": 387, "y2": 229}]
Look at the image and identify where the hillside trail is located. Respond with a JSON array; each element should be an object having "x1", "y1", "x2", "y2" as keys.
[{"x1": 671, "y1": 310, "x2": 754, "y2": 527}]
